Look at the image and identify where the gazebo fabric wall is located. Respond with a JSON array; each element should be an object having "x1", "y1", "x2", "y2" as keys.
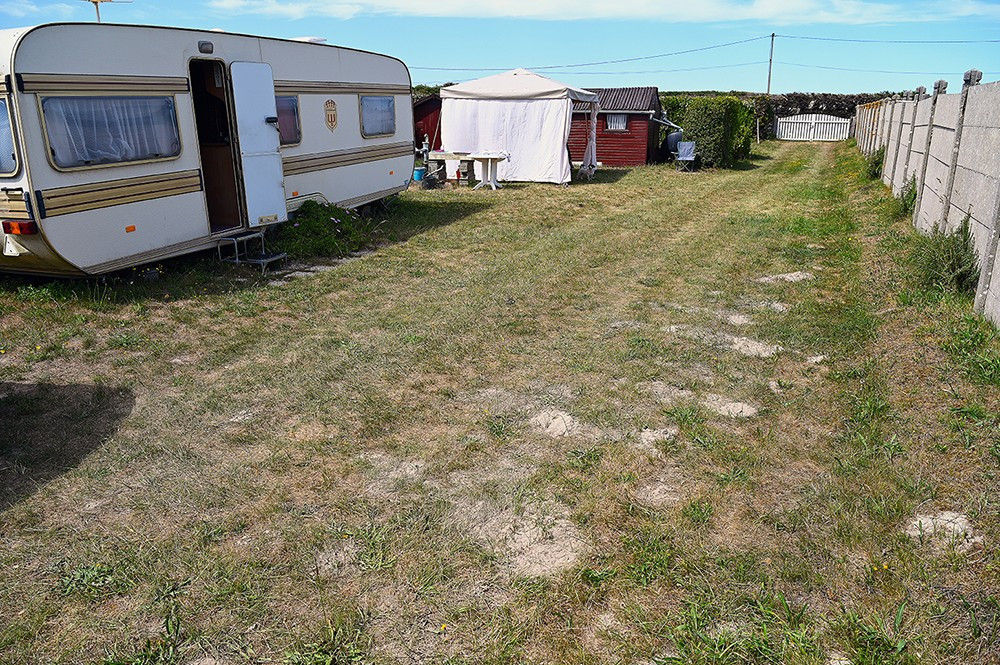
[{"x1": 439, "y1": 69, "x2": 599, "y2": 185}]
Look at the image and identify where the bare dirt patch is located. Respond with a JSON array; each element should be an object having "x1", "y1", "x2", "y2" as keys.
[
  {"x1": 649, "y1": 382, "x2": 759, "y2": 419},
  {"x1": 665, "y1": 325, "x2": 781, "y2": 358},
  {"x1": 904, "y1": 511, "x2": 983, "y2": 553},
  {"x1": 755, "y1": 271, "x2": 814, "y2": 284},
  {"x1": 530, "y1": 409, "x2": 584, "y2": 438},
  {"x1": 702, "y1": 393, "x2": 759, "y2": 419},
  {"x1": 315, "y1": 538, "x2": 361, "y2": 578},
  {"x1": 636, "y1": 427, "x2": 679, "y2": 457},
  {"x1": 465, "y1": 499, "x2": 588, "y2": 577},
  {"x1": 634, "y1": 465, "x2": 684, "y2": 508}
]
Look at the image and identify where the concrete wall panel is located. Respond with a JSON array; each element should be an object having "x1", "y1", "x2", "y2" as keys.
[
  {"x1": 915, "y1": 94, "x2": 960, "y2": 232},
  {"x1": 882, "y1": 102, "x2": 902, "y2": 187},
  {"x1": 906, "y1": 98, "x2": 933, "y2": 186}
]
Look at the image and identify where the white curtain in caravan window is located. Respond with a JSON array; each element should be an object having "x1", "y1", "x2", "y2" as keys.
[
  {"x1": 0, "y1": 100, "x2": 17, "y2": 174},
  {"x1": 41, "y1": 96, "x2": 181, "y2": 168},
  {"x1": 360, "y1": 96, "x2": 396, "y2": 137}
]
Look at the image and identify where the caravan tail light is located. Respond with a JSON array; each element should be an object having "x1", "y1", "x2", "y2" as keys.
[{"x1": 2, "y1": 220, "x2": 38, "y2": 235}]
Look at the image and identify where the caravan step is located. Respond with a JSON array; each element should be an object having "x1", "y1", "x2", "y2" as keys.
[
  {"x1": 225, "y1": 251, "x2": 288, "y2": 270},
  {"x1": 216, "y1": 232, "x2": 287, "y2": 272}
]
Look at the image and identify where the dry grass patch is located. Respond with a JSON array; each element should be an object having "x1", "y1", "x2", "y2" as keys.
[{"x1": 1, "y1": 142, "x2": 998, "y2": 663}]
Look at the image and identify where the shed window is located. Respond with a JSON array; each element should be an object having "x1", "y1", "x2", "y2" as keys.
[
  {"x1": 606, "y1": 114, "x2": 628, "y2": 132},
  {"x1": 275, "y1": 96, "x2": 301, "y2": 145},
  {"x1": 360, "y1": 95, "x2": 395, "y2": 137},
  {"x1": 40, "y1": 96, "x2": 181, "y2": 169},
  {"x1": 0, "y1": 99, "x2": 16, "y2": 175}
]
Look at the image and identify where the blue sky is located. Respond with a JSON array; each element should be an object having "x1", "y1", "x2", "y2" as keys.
[{"x1": 1, "y1": 0, "x2": 998, "y2": 93}]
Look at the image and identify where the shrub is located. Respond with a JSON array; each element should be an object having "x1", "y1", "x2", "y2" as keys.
[
  {"x1": 273, "y1": 200, "x2": 384, "y2": 259},
  {"x1": 866, "y1": 146, "x2": 886, "y2": 180},
  {"x1": 659, "y1": 91, "x2": 886, "y2": 139},
  {"x1": 911, "y1": 215, "x2": 979, "y2": 295},
  {"x1": 661, "y1": 95, "x2": 754, "y2": 168}
]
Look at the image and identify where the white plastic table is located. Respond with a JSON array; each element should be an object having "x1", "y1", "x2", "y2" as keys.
[{"x1": 470, "y1": 152, "x2": 507, "y2": 190}]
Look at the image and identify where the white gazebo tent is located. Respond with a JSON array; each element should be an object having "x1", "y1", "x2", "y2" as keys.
[{"x1": 439, "y1": 69, "x2": 600, "y2": 185}]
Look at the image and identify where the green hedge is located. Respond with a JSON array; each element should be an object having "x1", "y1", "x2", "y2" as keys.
[{"x1": 662, "y1": 95, "x2": 754, "y2": 168}]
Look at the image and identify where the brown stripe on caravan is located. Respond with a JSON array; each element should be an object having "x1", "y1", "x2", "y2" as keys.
[
  {"x1": 39, "y1": 170, "x2": 202, "y2": 218},
  {"x1": 18, "y1": 73, "x2": 190, "y2": 94},
  {"x1": 283, "y1": 141, "x2": 412, "y2": 176},
  {"x1": 0, "y1": 190, "x2": 30, "y2": 220},
  {"x1": 0, "y1": 78, "x2": 7, "y2": 95},
  {"x1": 273, "y1": 80, "x2": 410, "y2": 96}
]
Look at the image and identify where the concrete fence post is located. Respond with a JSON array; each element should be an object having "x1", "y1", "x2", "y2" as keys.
[
  {"x1": 868, "y1": 102, "x2": 878, "y2": 155},
  {"x1": 866, "y1": 102, "x2": 875, "y2": 155},
  {"x1": 938, "y1": 69, "x2": 983, "y2": 231},
  {"x1": 880, "y1": 97, "x2": 894, "y2": 151},
  {"x1": 872, "y1": 101, "x2": 879, "y2": 153},
  {"x1": 974, "y1": 189, "x2": 1000, "y2": 314},
  {"x1": 900, "y1": 86, "x2": 926, "y2": 189},
  {"x1": 860, "y1": 104, "x2": 868, "y2": 152},
  {"x1": 860, "y1": 103, "x2": 868, "y2": 153},
  {"x1": 883, "y1": 95, "x2": 900, "y2": 182},
  {"x1": 913, "y1": 80, "x2": 948, "y2": 229},
  {"x1": 862, "y1": 103, "x2": 871, "y2": 154}
]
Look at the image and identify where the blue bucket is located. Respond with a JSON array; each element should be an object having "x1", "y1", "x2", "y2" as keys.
[{"x1": 413, "y1": 166, "x2": 426, "y2": 181}]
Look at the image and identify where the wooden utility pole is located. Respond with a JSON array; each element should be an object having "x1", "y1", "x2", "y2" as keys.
[{"x1": 766, "y1": 33, "x2": 775, "y2": 94}]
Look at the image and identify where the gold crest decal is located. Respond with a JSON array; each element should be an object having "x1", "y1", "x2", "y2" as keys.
[{"x1": 324, "y1": 100, "x2": 338, "y2": 131}]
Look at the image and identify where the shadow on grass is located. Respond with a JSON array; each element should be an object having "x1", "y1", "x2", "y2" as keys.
[
  {"x1": 0, "y1": 196, "x2": 493, "y2": 307},
  {"x1": 576, "y1": 168, "x2": 632, "y2": 184},
  {"x1": 0, "y1": 382, "x2": 135, "y2": 510}
]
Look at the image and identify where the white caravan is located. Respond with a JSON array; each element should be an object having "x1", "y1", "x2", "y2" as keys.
[{"x1": 0, "y1": 23, "x2": 414, "y2": 276}]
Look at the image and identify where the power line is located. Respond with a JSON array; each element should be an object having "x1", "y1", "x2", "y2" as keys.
[
  {"x1": 409, "y1": 35, "x2": 770, "y2": 71},
  {"x1": 776, "y1": 34, "x2": 1000, "y2": 44},
  {"x1": 776, "y1": 61, "x2": 999, "y2": 76},
  {"x1": 410, "y1": 31, "x2": 999, "y2": 84},
  {"x1": 531, "y1": 61, "x2": 769, "y2": 76}
]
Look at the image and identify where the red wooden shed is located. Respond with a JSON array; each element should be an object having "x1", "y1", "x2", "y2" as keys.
[
  {"x1": 568, "y1": 87, "x2": 663, "y2": 167},
  {"x1": 413, "y1": 93, "x2": 443, "y2": 150}
]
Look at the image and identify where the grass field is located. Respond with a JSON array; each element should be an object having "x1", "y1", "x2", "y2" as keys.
[{"x1": 1, "y1": 141, "x2": 999, "y2": 664}]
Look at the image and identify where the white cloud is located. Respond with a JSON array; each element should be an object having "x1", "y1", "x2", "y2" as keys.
[
  {"x1": 206, "y1": 0, "x2": 1000, "y2": 23},
  {"x1": 0, "y1": 0, "x2": 77, "y2": 19}
]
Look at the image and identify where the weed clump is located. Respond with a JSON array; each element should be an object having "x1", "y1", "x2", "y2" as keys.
[
  {"x1": 911, "y1": 216, "x2": 979, "y2": 296},
  {"x1": 284, "y1": 616, "x2": 370, "y2": 665},
  {"x1": 865, "y1": 146, "x2": 886, "y2": 180},
  {"x1": 899, "y1": 177, "x2": 917, "y2": 216},
  {"x1": 942, "y1": 314, "x2": 1000, "y2": 386},
  {"x1": 273, "y1": 200, "x2": 384, "y2": 259}
]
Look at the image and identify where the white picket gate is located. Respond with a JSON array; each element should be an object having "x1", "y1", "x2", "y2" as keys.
[{"x1": 776, "y1": 113, "x2": 851, "y2": 141}]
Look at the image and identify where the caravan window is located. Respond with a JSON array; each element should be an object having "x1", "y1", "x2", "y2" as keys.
[
  {"x1": 0, "y1": 99, "x2": 17, "y2": 175},
  {"x1": 275, "y1": 96, "x2": 301, "y2": 145},
  {"x1": 360, "y1": 95, "x2": 395, "y2": 137},
  {"x1": 40, "y1": 96, "x2": 181, "y2": 169}
]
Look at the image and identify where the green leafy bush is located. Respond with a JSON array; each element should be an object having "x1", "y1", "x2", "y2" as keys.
[
  {"x1": 866, "y1": 146, "x2": 886, "y2": 180},
  {"x1": 273, "y1": 200, "x2": 384, "y2": 259},
  {"x1": 911, "y1": 216, "x2": 979, "y2": 295},
  {"x1": 660, "y1": 95, "x2": 754, "y2": 168},
  {"x1": 660, "y1": 90, "x2": 881, "y2": 139}
]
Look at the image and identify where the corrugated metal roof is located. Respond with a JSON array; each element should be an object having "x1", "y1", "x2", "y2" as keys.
[{"x1": 573, "y1": 87, "x2": 660, "y2": 113}]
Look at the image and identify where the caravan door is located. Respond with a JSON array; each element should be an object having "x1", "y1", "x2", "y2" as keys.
[{"x1": 230, "y1": 62, "x2": 287, "y2": 227}]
